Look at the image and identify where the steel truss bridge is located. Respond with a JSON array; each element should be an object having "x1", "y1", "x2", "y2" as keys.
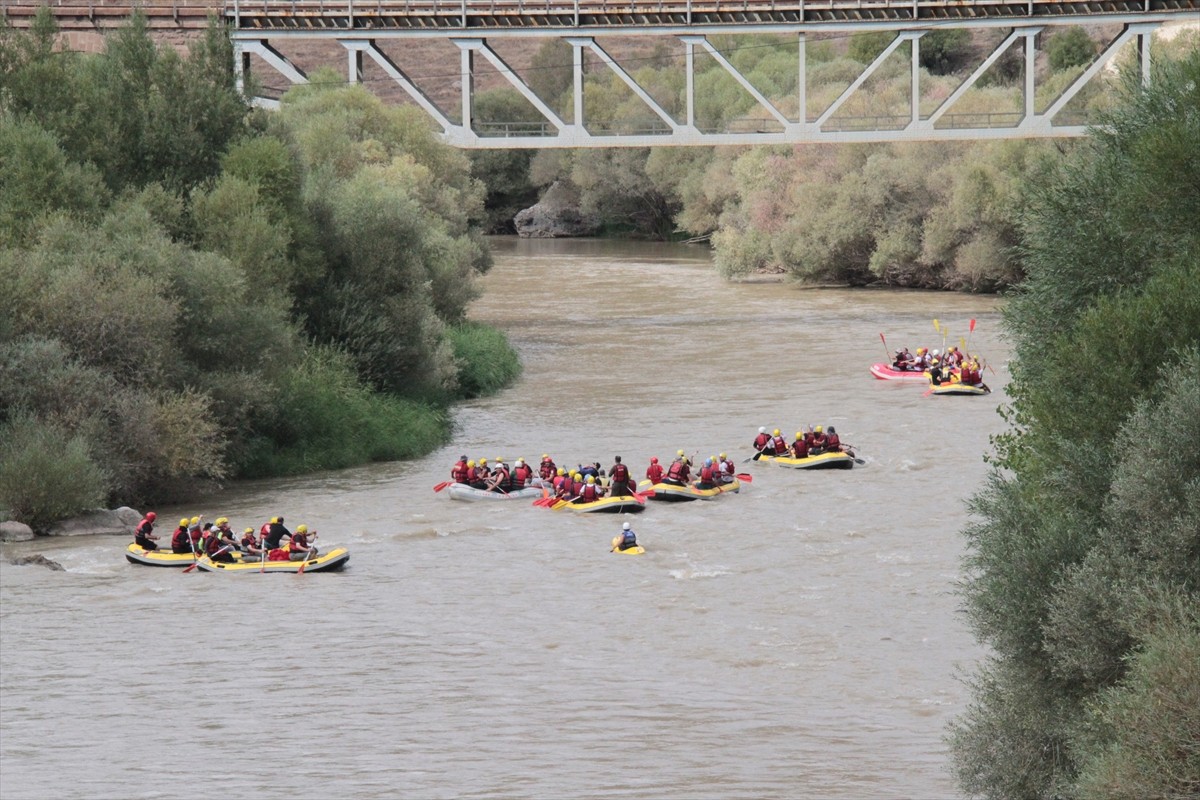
[{"x1": 5, "y1": 0, "x2": 1197, "y2": 146}]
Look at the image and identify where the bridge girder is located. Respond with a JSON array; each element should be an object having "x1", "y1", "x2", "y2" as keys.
[{"x1": 227, "y1": 2, "x2": 1195, "y2": 147}]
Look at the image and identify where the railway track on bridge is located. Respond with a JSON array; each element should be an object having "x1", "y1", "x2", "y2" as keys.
[{"x1": 3, "y1": 0, "x2": 1196, "y2": 30}]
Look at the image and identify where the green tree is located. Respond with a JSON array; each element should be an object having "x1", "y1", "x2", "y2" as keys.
[
  {"x1": 949, "y1": 50, "x2": 1200, "y2": 798},
  {"x1": 1047, "y1": 27, "x2": 1097, "y2": 72}
]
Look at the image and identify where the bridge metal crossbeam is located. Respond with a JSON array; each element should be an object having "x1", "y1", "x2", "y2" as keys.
[{"x1": 232, "y1": 12, "x2": 1186, "y2": 146}]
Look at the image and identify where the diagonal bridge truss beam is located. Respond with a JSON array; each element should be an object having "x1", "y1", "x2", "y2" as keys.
[{"x1": 233, "y1": 13, "x2": 1187, "y2": 148}]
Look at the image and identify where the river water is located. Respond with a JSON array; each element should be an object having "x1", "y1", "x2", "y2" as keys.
[{"x1": 1, "y1": 237, "x2": 1007, "y2": 799}]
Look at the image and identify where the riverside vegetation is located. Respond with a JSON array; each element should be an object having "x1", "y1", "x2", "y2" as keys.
[
  {"x1": 949, "y1": 51, "x2": 1200, "y2": 798},
  {"x1": 473, "y1": 27, "x2": 1197, "y2": 291},
  {"x1": 0, "y1": 11, "x2": 520, "y2": 530}
]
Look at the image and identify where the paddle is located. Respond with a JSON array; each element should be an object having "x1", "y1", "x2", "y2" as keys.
[
  {"x1": 736, "y1": 473, "x2": 753, "y2": 482},
  {"x1": 743, "y1": 447, "x2": 768, "y2": 463},
  {"x1": 966, "y1": 318, "x2": 976, "y2": 354},
  {"x1": 297, "y1": 534, "x2": 318, "y2": 574},
  {"x1": 879, "y1": 332, "x2": 890, "y2": 362},
  {"x1": 433, "y1": 481, "x2": 453, "y2": 493},
  {"x1": 183, "y1": 544, "x2": 233, "y2": 574},
  {"x1": 837, "y1": 444, "x2": 867, "y2": 465}
]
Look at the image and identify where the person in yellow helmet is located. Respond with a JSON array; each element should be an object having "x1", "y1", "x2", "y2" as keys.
[
  {"x1": 171, "y1": 518, "x2": 194, "y2": 554},
  {"x1": 240, "y1": 527, "x2": 263, "y2": 557},
  {"x1": 810, "y1": 426, "x2": 830, "y2": 455},
  {"x1": 575, "y1": 474, "x2": 603, "y2": 503},
  {"x1": 790, "y1": 430, "x2": 809, "y2": 459},
  {"x1": 768, "y1": 428, "x2": 788, "y2": 456},
  {"x1": 288, "y1": 524, "x2": 318, "y2": 561}
]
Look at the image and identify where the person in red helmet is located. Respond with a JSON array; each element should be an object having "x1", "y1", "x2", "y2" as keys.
[
  {"x1": 133, "y1": 511, "x2": 159, "y2": 551},
  {"x1": 538, "y1": 454, "x2": 557, "y2": 481},
  {"x1": 646, "y1": 456, "x2": 664, "y2": 485}
]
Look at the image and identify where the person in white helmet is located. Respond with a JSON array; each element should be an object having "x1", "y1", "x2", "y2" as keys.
[
  {"x1": 614, "y1": 522, "x2": 638, "y2": 552},
  {"x1": 752, "y1": 426, "x2": 771, "y2": 454}
]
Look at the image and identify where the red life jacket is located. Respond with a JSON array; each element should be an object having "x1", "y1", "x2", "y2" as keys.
[
  {"x1": 492, "y1": 466, "x2": 510, "y2": 489},
  {"x1": 260, "y1": 523, "x2": 271, "y2": 537},
  {"x1": 646, "y1": 464, "x2": 664, "y2": 483},
  {"x1": 579, "y1": 483, "x2": 600, "y2": 502},
  {"x1": 792, "y1": 439, "x2": 808, "y2": 458},
  {"x1": 539, "y1": 460, "x2": 556, "y2": 480},
  {"x1": 552, "y1": 475, "x2": 565, "y2": 491},
  {"x1": 610, "y1": 463, "x2": 629, "y2": 483},
  {"x1": 826, "y1": 433, "x2": 842, "y2": 450},
  {"x1": 268, "y1": 548, "x2": 289, "y2": 561},
  {"x1": 753, "y1": 433, "x2": 770, "y2": 450},
  {"x1": 699, "y1": 464, "x2": 714, "y2": 483},
  {"x1": 451, "y1": 461, "x2": 470, "y2": 483},
  {"x1": 771, "y1": 435, "x2": 788, "y2": 453},
  {"x1": 558, "y1": 478, "x2": 575, "y2": 497},
  {"x1": 514, "y1": 465, "x2": 532, "y2": 485},
  {"x1": 666, "y1": 460, "x2": 686, "y2": 481},
  {"x1": 172, "y1": 527, "x2": 189, "y2": 550}
]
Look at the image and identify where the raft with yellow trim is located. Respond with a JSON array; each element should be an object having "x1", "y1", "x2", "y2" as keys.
[
  {"x1": 927, "y1": 380, "x2": 991, "y2": 396},
  {"x1": 548, "y1": 495, "x2": 646, "y2": 514},
  {"x1": 637, "y1": 479, "x2": 740, "y2": 501},
  {"x1": 610, "y1": 536, "x2": 645, "y2": 555},
  {"x1": 125, "y1": 543, "x2": 246, "y2": 567},
  {"x1": 196, "y1": 547, "x2": 350, "y2": 574},
  {"x1": 759, "y1": 452, "x2": 856, "y2": 470}
]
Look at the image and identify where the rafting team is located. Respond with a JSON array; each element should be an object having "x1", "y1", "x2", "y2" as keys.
[
  {"x1": 132, "y1": 512, "x2": 318, "y2": 562},
  {"x1": 449, "y1": 452, "x2": 739, "y2": 501},
  {"x1": 751, "y1": 426, "x2": 855, "y2": 460},
  {"x1": 890, "y1": 346, "x2": 989, "y2": 389}
]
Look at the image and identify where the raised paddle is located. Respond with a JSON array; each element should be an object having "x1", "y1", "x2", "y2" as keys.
[
  {"x1": 966, "y1": 318, "x2": 976, "y2": 354},
  {"x1": 183, "y1": 544, "x2": 233, "y2": 574},
  {"x1": 879, "y1": 332, "x2": 891, "y2": 362}
]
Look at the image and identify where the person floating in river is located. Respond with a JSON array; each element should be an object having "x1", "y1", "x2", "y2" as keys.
[
  {"x1": 133, "y1": 511, "x2": 159, "y2": 551},
  {"x1": 613, "y1": 522, "x2": 638, "y2": 552}
]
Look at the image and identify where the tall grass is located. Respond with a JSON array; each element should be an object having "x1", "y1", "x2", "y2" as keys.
[
  {"x1": 448, "y1": 321, "x2": 522, "y2": 399},
  {"x1": 239, "y1": 347, "x2": 449, "y2": 478}
]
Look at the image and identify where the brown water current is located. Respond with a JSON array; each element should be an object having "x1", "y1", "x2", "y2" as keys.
[{"x1": 0, "y1": 237, "x2": 1010, "y2": 799}]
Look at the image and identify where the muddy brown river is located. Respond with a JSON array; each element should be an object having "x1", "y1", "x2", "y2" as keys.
[{"x1": 0, "y1": 237, "x2": 1008, "y2": 799}]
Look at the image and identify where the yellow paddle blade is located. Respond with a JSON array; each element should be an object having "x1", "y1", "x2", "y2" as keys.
[{"x1": 933, "y1": 318, "x2": 940, "y2": 332}]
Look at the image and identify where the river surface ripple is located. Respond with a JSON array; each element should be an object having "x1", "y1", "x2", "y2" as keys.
[{"x1": 0, "y1": 237, "x2": 1008, "y2": 799}]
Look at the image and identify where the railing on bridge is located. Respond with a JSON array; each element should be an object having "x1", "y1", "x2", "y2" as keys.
[{"x1": 221, "y1": 0, "x2": 1194, "y2": 30}]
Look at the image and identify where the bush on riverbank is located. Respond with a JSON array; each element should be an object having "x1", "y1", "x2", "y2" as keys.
[
  {"x1": 0, "y1": 12, "x2": 519, "y2": 529},
  {"x1": 949, "y1": 49, "x2": 1200, "y2": 798},
  {"x1": 448, "y1": 322, "x2": 523, "y2": 399}
]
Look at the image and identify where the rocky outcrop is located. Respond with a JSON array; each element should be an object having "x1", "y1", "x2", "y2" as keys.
[
  {"x1": 514, "y1": 181, "x2": 600, "y2": 238},
  {"x1": 10, "y1": 554, "x2": 65, "y2": 571},
  {"x1": 0, "y1": 521, "x2": 35, "y2": 542},
  {"x1": 44, "y1": 507, "x2": 141, "y2": 537}
]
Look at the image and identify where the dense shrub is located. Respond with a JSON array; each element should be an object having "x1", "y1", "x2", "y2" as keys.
[
  {"x1": 949, "y1": 50, "x2": 1200, "y2": 798},
  {"x1": 0, "y1": 415, "x2": 109, "y2": 531},
  {"x1": 1047, "y1": 27, "x2": 1097, "y2": 72},
  {"x1": 240, "y1": 347, "x2": 448, "y2": 476},
  {"x1": 447, "y1": 322, "x2": 523, "y2": 398}
]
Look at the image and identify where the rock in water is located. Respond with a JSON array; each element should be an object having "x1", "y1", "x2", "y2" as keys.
[
  {"x1": 11, "y1": 554, "x2": 65, "y2": 571},
  {"x1": 514, "y1": 180, "x2": 600, "y2": 238}
]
